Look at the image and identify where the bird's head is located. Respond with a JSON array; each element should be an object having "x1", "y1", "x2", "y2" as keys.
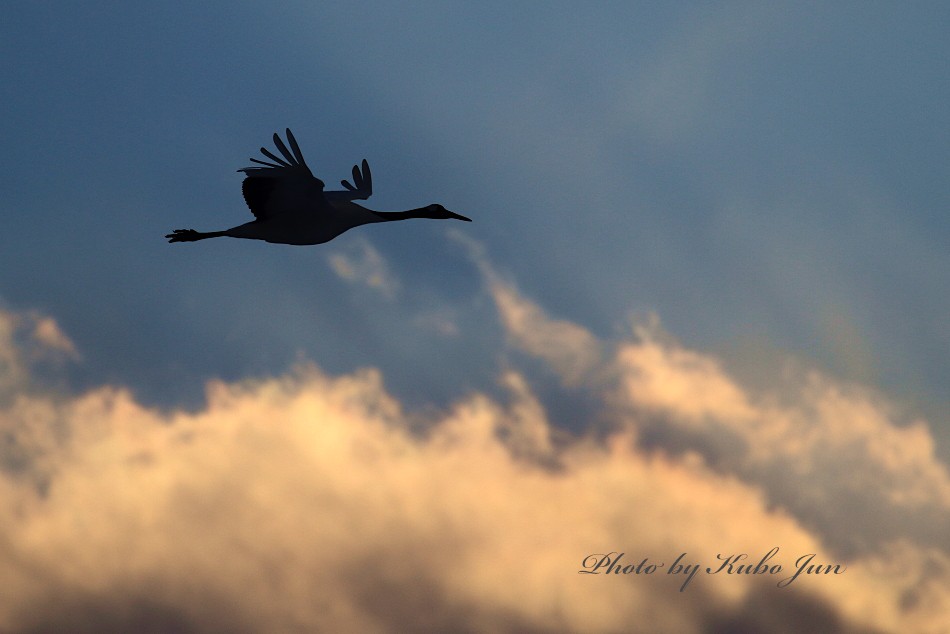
[{"x1": 426, "y1": 204, "x2": 471, "y2": 222}]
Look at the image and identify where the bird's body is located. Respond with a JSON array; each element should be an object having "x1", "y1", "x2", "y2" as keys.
[
  {"x1": 220, "y1": 201, "x2": 383, "y2": 245},
  {"x1": 166, "y1": 129, "x2": 469, "y2": 245}
]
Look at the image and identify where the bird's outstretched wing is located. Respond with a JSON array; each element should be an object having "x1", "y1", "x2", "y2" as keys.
[
  {"x1": 238, "y1": 129, "x2": 330, "y2": 220},
  {"x1": 325, "y1": 159, "x2": 373, "y2": 203}
]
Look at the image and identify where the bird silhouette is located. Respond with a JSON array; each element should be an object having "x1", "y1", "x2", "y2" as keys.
[{"x1": 166, "y1": 129, "x2": 470, "y2": 245}]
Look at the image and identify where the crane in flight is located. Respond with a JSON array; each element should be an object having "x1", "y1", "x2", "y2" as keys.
[{"x1": 166, "y1": 129, "x2": 470, "y2": 245}]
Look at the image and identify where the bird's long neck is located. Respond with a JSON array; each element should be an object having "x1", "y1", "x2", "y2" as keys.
[{"x1": 370, "y1": 206, "x2": 437, "y2": 222}]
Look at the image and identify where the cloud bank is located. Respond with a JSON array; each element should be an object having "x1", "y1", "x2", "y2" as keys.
[{"x1": 1, "y1": 249, "x2": 948, "y2": 633}]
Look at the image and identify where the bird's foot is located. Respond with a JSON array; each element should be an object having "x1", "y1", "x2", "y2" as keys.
[{"x1": 166, "y1": 229, "x2": 201, "y2": 243}]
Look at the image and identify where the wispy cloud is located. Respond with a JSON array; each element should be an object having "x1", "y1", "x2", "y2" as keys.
[
  {"x1": 327, "y1": 237, "x2": 400, "y2": 299},
  {"x1": 413, "y1": 308, "x2": 461, "y2": 338},
  {"x1": 452, "y1": 230, "x2": 602, "y2": 386},
  {"x1": 0, "y1": 309, "x2": 78, "y2": 402}
]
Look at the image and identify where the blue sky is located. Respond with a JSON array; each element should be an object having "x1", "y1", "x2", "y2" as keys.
[
  {"x1": 2, "y1": 3, "x2": 945, "y2": 422},
  {"x1": 1, "y1": 4, "x2": 949, "y2": 631}
]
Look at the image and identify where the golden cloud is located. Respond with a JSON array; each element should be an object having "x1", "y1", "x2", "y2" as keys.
[{"x1": 1, "y1": 267, "x2": 948, "y2": 632}]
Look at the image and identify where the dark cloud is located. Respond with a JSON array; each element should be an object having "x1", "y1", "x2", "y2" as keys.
[{"x1": 704, "y1": 583, "x2": 888, "y2": 634}]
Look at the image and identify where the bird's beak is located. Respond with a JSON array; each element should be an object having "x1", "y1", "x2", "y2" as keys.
[{"x1": 448, "y1": 210, "x2": 472, "y2": 222}]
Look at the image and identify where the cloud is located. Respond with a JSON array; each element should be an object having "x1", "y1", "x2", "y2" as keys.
[
  {"x1": 0, "y1": 360, "x2": 856, "y2": 633},
  {"x1": 490, "y1": 280, "x2": 602, "y2": 386},
  {"x1": 472, "y1": 255, "x2": 950, "y2": 560},
  {"x1": 412, "y1": 309, "x2": 460, "y2": 338},
  {"x1": 606, "y1": 323, "x2": 950, "y2": 560},
  {"x1": 0, "y1": 309, "x2": 78, "y2": 403},
  {"x1": 2, "y1": 243, "x2": 949, "y2": 633},
  {"x1": 452, "y1": 230, "x2": 602, "y2": 386},
  {"x1": 327, "y1": 237, "x2": 400, "y2": 299}
]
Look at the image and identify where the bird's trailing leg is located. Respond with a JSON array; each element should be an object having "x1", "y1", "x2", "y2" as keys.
[{"x1": 165, "y1": 229, "x2": 228, "y2": 243}]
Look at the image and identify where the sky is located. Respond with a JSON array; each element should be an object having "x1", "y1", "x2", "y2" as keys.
[{"x1": 1, "y1": 2, "x2": 948, "y2": 633}]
